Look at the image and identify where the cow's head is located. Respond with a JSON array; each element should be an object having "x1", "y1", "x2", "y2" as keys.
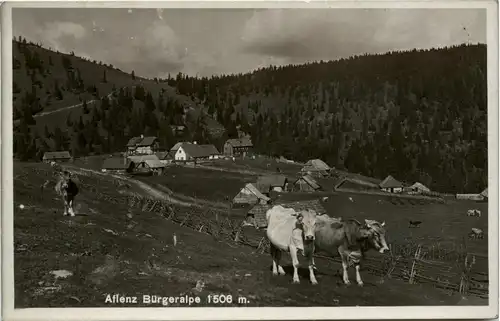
[
  {"x1": 362, "y1": 219, "x2": 389, "y2": 254},
  {"x1": 59, "y1": 171, "x2": 72, "y2": 189},
  {"x1": 294, "y1": 209, "x2": 317, "y2": 241}
]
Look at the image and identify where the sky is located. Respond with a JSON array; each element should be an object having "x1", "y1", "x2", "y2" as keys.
[{"x1": 13, "y1": 7, "x2": 486, "y2": 78}]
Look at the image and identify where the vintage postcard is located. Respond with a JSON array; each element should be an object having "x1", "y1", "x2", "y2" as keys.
[{"x1": 1, "y1": 0, "x2": 498, "y2": 320}]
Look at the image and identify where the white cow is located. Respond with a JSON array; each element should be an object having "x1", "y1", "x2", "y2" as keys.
[
  {"x1": 467, "y1": 209, "x2": 482, "y2": 217},
  {"x1": 266, "y1": 205, "x2": 318, "y2": 284}
]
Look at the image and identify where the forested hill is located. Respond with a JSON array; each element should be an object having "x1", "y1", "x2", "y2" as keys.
[{"x1": 13, "y1": 37, "x2": 487, "y2": 193}]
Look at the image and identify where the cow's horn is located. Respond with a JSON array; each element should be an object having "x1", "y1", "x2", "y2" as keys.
[{"x1": 381, "y1": 221, "x2": 385, "y2": 227}]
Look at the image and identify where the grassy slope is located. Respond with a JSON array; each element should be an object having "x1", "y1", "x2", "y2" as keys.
[
  {"x1": 13, "y1": 41, "x2": 224, "y2": 134},
  {"x1": 13, "y1": 161, "x2": 485, "y2": 308}
]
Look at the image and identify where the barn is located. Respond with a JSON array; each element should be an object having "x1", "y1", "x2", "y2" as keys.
[
  {"x1": 244, "y1": 199, "x2": 328, "y2": 229},
  {"x1": 134, "y1": 159, "x2": 166, "y2": 175},
  {"x1": 292, "y1": 175, "x2": 321, "y2": 192},
  {"x1": 223, "y1": 136, "x2": 253, "y2": 157},
  {"x1": 379, "y1": 175, "x2": 404, "y2": 193},
  {"x1": 102, "y1": 158, "x2": 134, "y2": 174},
  {"x1": 407, "y1": 182, "x2": 431, "y2": 194},
  {"x1": 256, "y1": 174, "x2": 288, "y2": 194},
  {"x1": 155, "y1": 151, "x2": 175, "y2": 165},
  {"x1": 232, "y1": 183, "x2": 271, "y2": 206},
  {"x1": 42, "y1": 151, "x2": 72, "y2": 163},
  {"x1": 126, "y1": 135, "x2": 160, "y2": 156},
  {"x1": 300, "y1": 159, "x2": 331, "y2": 177},
  {"x1": 175, "y1": 143, "x2": 220, "y2": 161}
]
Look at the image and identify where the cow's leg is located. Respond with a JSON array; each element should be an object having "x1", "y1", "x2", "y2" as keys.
[
  {"x1": 68, "y1": 198, "x2": 75, "y2": 216},
  {"x1": 308, "y1": 255, "x2": 318, "y2": 285},
  {"x1": 275, "y1": 248, "x2": 286, "y2": 275},
  {"x1": 289, "y1": 245, "x2": 300, "y2": 284},
  {"x1": 339, "y1": 248, "x2": 351, "y2": 285},
  {"x1": 270, "y1": 243, "x2": 279, "y2": 276},
  {"x1": 355, "y1": 263, "x2": 363, "y2": 286},
  {"x1": 63, "y1": 199, "x2": 68, "y2": 216}
]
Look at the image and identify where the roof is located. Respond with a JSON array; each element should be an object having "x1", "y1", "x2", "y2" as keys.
[
  {"x1": 248, "y1": 199, "x2": 327, "y2": 228},
  {"x1": 128, "y1": 155, "x2": 160, "y2": 163},
  {"x1": 379, "y1": 175, "x2": 403, "y2": 189},
  {"x1": 43, "y1": 151, "x2": 72, "y2": 160},
  {"x1": 170, "y1": 142, "x2": 186, "y2": 151},
  {"x1": 233, "y1": 183, "x2": 271, "y2": 204},
  {"x1": 302, "y1": 175, "x2": 321, "y2": 190},
  {"x1": 180, "y1": 143, "x2": 219, "y2": 158},
  {"x1": 142, "y1": 159, "x2": 166, "y2": 168},
  {"x1": 126, "y1": 137, "x2": 143, "y2": 147},
  {"x1": 137, "y1": 136, "x2": 157, "y2": 147},
  {"x1": 225, "y1": 137, "x2": 253, "y2": 148},
  {"x1": 301, "y1": 159, "x2": 331, "y2": 172},
  {"x1": 199, "y1": 144, "x2": 220, "y2": 155},
  {"x1": 102, "y1": 158, "x2": 131, "y2": 170},
  {"x1": 155, "y1": 151, "x2": 169, "y2": 160},
  {"x1": 127, "y1": 136, "x2": 157, "y2": 147},
  {"x1": 257, "y1": 175, "x2": 288, "y2": 188},
  {"x1": 481, "y1": 188, "x2": 488, "y2": 198},
  {"x1": 410, "y1": 182, "x2": 430, "y2": 192}
]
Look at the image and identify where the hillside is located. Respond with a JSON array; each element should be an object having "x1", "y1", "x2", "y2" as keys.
[
  {"x1": 12, "y1": 38, "x2": 225, "y2": 159},
  {"x1": 14, "y1": 161, "x2": 487, "y2": 307},
  {"x1": 13, "y1": 37, "x2": 488, "y2": 193}
]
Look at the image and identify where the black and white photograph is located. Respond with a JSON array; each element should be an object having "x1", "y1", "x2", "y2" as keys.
[{"x1": 1, "y1": 1, "x2": 498, "y2": 320}]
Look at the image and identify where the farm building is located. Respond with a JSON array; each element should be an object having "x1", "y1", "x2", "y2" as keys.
[
  {"x1": 170, "y1": 125, "x2": 186, "y2": 135},
  {"x1": 406, "y1": 182, "x2": 431, "y2": 194},
  {"x1": 292, "y1": 175, "x2": 321, "y2": 192},
  {"x1": 256, "y1": 174, "x2": 288, "y2": 194},
  {"x1": 42, "y1": 151, "x2": 72, "y2": 163},
  {"x1": 300, "y1": 159, "x2": 331, "y2": 177},
  {"x1": 456, "y1": 193, "x2": 485, "y2": 201},
  {"x1": 223, "y1": 136, "x2": 253, "y2": 157},
  {"x1": 101, "y1": 158, "x2": 134, "y2": 174},
  {"x1": 232, "y1": 183, "x2": 271, "y2": 206},
  {"x1": 128, "y1": 154, "x2": 160, "y2": 164},
  {"x1": 126, "y1": 135, "x2": 160, "y2": 156},
  {"x1": 379, "y1": 175, "x2": 404, "y2": 193},
  {"x1": 155, "y1": 151, "x2": 175, "y2": 165},
  {"x1": 244, "y1": 199, "x2": 327, "y2": 229},
  {"x1": 134, "y1": 159, "x2": 166, "y2": 175},
  {"x1": 170, "y1": 141, "x2": 188, "y2": 153},
  {"x1": 175, "y1": 143, "x2": 220, "y2": 161}
]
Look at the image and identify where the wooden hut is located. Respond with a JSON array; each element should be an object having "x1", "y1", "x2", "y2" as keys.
[{"x1": 232, "y1": 183, "x2": 271, "y2": 206}]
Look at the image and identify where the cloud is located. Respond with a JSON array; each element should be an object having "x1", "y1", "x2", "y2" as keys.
[
  {"x1": 240, "y1": 9, "x2": 486, "y2": 63},
  {"x1": 33, "y1": 21, "x2": 87, "y2": 53}
]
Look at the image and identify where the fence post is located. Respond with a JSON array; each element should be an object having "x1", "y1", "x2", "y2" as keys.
[{"x1": 409, "y1": 244, "x2": 422, "y2": 284}]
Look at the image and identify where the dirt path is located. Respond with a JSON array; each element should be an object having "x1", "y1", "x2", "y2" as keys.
[{"x1": 66, "y1": 165, "x2": 227, "y2": 210}]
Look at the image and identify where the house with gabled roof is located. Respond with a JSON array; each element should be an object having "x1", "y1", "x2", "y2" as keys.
[
  {"x1": 126, "y1": 134, "x2": 160, "y2": 156},
  {"x1": 223, "y1": 136, "x2": 253, "y2": 157},
  {"x1": 102, "y1": 157, "x2": 134, "y2": 174},
  {"x1": 42, "y1": 151, "x2": 72, "y2": 163},
  {"x1": 292, "y1": 175, "x2": 321, "y2": 192},
  {"x1": 379, "y1": 175, "x2": 404, "y2": 193},
  {"x1": 175, "y1": 142, "x2": 220, "y2": 161},
  {"x1": 300, "y1": 159, "x2": 331, "y2": 177},
  {"x1": 233, "y1": 183, "x2": 271, "y2": 206},
  {"x1": 256, "y1": 174, "x2": 288, "y2": 194}
]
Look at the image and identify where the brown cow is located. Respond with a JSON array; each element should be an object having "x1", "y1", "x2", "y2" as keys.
[
  {"x1": 54, "y1": 171, "x2": 79, "y2": 216},
  {"x1": 314, "y1": 215, "x2": 389, "y2": 286}
]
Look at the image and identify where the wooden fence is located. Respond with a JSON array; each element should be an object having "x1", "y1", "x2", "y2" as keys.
[{"x1": 24, "y1": 166, "x2": 489, "y2": 299}]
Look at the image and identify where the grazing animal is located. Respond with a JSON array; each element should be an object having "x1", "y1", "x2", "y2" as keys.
[
  {"x1": 467, "y1": 209, "x2": 482, "y2": 217},
  {"x1": 55, "y1": 171, "x2": 79, "y2": 216},
  {"x1": 314, "y1": 216, "x2": 389, "y2": 286},
  {"x1": 408, "y1": 220, "x2": 422, "y2": 228},
  {"x1": 469, "y1": 228, "x2": 484, "y2": 239},
  {"x1": 266, "y1": 205, "x2": 318, "y2": 284}
]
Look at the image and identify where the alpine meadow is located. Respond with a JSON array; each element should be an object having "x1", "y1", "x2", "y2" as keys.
[{"x1": 10, "y1": 7, "x2": 493, "y2": 311}]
